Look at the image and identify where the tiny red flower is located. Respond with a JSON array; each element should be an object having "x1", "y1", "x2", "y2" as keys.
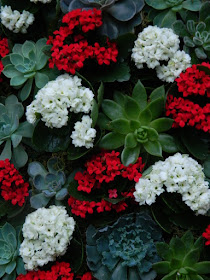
[{"x1": 202, "y1": 225, "x2": 210, "y2": 246}]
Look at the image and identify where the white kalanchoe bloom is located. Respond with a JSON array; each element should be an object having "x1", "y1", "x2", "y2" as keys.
[
  {"x1": 156, "y1": 50, "x2": 191, "y2": 82},
  {"x1": 71, "y1": 115, "x2": 96, "y2": 149},
  {"x1": 19, "y1": 206, "x2": 75, "y2": 270},
  {"x1": 26, "y1": 74, "x2": 94, "y2": 128},
  {"x1": 0, "y1": 6, "x2": 35, "y2": 34},
  {"x1": 30, "y1": 0, "x2": 52, "y2": 3},
  {"x1": 131, "y1": 25, "x2": 180, "y2": 69},
  {"x1": 134, "y1": 153, "x2": 210, "y2": 215}
]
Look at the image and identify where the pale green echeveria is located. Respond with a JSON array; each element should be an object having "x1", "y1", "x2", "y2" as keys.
[
  {"x1": 0, "y1": 95, "x2": 34, "y2": 168},
  {"x1": 98, "y1": 80, "x2": 178, "y2": 166},
  {"x1": 0, "y1": 223, "x2": 26, "y2": 280},
  {"x1": 86, "y1": 212, "x2": 162, "y2": 280},
  {"x1": 2, "y1": 38, "x2": 58, "y2": 101},
  {"x1": 145, "y1": 0, "x2": 202, "y2": 28},
  {"x1": 173, "y1": 2, "x2": 210, "y2": 64},
  {"x1": 153, "y1": 231, "x2": 210, "y2": 280},
  {"x1": 28, "y1": 157, "x2": 68, "y2": 209},
  {"x1": 60, "y1": 0, "x2": 145, "y2": 39}
]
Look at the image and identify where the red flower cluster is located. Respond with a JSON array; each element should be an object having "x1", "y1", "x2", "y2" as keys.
[
  {"x1": 68, "y1": 151, "x2": 144, "y2": 218},
  {"x1": 202, "y1": 225, "x2": 210, "y2": 246},
  {"x1": 0, "y1": 159, "x2": 29, "y2": 206},
  {"x1": 0, "y1": 37, "x2": 9, "y2": 81},
  {"x1": 176, "y1": 62, "x2": 210, "y2": 98},
  {"x1": 166, "y1": 95, "x2": 210, "y2": 133},
  {"x1": 17, "y1": 262, "x2": 95, "y2": 280},
  {"x1": 47, "y1": 9, "x2": 118, "y2": 74}
]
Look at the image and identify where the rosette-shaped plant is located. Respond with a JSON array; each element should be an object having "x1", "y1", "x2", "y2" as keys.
[
  {"x1": 60, "y1": 0, "x2": 145, "y2": 39},
  {"x1": 153, "y1": 231, "x2": 210, "y2": 279},
  {"x1": 86, "y1": 212, "x2": 162, "y2": 280},
  {"x1": 145, "y1": 0, "x2": 202, "y2": 28},
  {"x1": 0, "y1": 95, "x2": 34, "y2": 168},
  {"x1": 2, "y1": 38, "x2": 58, "y2": 101},
  {"x1": 0, "y1": 223, "x2": 26, "y2": 280},
  {"x1": 173, "y1": 2, "x2": 210, "y2": 64},
  {"x1": 98, "y1": 80, "x2": 176, "y2": 166},
  {"x1": 28, "y1": 157, "x2": 68, "y2": 209}
]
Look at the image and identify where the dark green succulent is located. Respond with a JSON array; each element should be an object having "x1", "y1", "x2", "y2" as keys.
[
  {"x1": 0, "y1": 95, "x2": 34, "y2": 168},
  {"x1": 28, "y1": 157, "x2": 69, "y2": 209},
  {"x1": 0, "y1": 223, "x2": 26, "y2": 280},
  {"x1": 172, "y1": 2, "x2": 210, "y2": 64},
  {"x1": 2, "y1": 38, "x2": 58, "y2": 101},
  {"x1": 153, "y1": 231, "x2": 210, "y2": 280},
  {"x1": 98, "y1": 80, "x2": 177, "y2": 166},
  {"x1": 60, "y1": 0, "x2": 145, "y2": 39},
  {"x1": 86, "y1": 212, "x2": 162, "y2": 280},
  {"x1": 145, "y1": 0, "x2": 202, "y2": 28}
]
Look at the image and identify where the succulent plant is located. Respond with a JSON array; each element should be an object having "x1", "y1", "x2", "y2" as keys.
[
  {"x1": 0, "y1": 223, "x2": 26, "y2": 280},
  {"x1": 145, "y1": 0, "x2": 202, "y2": 28},
  {"x1": 0, "y1": 95, "x2": 34, "y2": 168},
  {"x1": 98, "y1": 80, "x2": 177, "y2": 166},
  {"x1": 172, "y1": 2, "x2": 210, "y2": 64},
  {"x1": 60, "y1": 0, "x2": 145, "y2": 39},
  {"x1": 2, "y1": 38, "x2": 58, "y2": 101},
  {"x1": 86, "y1": 211, "x2": 162, "y2": 280},
  {"x1": 28, "y1": 157, "x2": 69, "y2": 209},
  {"x1": 153, "y1": 231, "x2": 210, "y2": 280}
]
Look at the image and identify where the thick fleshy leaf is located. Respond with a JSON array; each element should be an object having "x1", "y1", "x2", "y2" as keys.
[
  {"x1": 149, "y1": 118, "x2": 174, "y2": 132},
  {"x1": 145, "y1": 0, "x2": 168, "y2": 10},
  {"x1": 55, "y1": 188, "x2": 68, "y2": 200},
  {"x1": 16, "y1": 257, "x2": 26, "y2": 275},
  {"x1": 147, "y1": 97, "x2": 164, "y2": 120},
  {"x1": 0, "y1": 140, "x2": 12, "y2": 161},
  {"x1": 91, "y1": 99, "x2": 98, "y2": 128},
  {"x1": 22, "y1": 41, "x2": 36, "y2": 58},
  {"x1": 193, "y1": 262, "x2": 210, "y2": 274},
  {"x1": 102, "y1": 100, "x2": 125, "y2": 120},
  {"x1": 10, "y1": 54, "x2": 23, "y2": 66},
  {"x1": 143, "y1": 141, "x2": 162, "y2": 157},
  {"x1": 154, "y1": 10, "x2": 176, "y2": 28},
  {"x1": 172, "y1": 20, "x2": 189, "y2": 37},
  {"x1": 139, "y1": 108, "x2": 152, "y2": 125},
  {"x1": 11, "y1": 134, "x2": 22, "y2": 148},
  {"x1": 182, "y1": 0, "x2": 202, "y2": 11},
  {"x1": 33, "y1": 175, "x2": 46, "y2": 190},
  {"x1": 110, "y1": 119, "x2": 130, "y2": 134},
  {"x1": 113, "y1": 91, "x2": 125, "y2": 107},
  {"x1": 199, "y1": 2, "x2": 210, "y2": 22},
  {"x1": 12, "y1": 144, "x2": 28, "y2": 168},
  {"x1": 28, "y1": 162, "x2": 47, "y2": 178},
  {"x1": 2, "y1": 65, "x2": 20, "y2": 78},
  {"x1": 132, "y1": 80, "x2": 147, "y2": 111},
  {"x1": 152, "y1": 262, "x2": 170, "y2": 274},
  {"x1": 121, "y1": 145, "x2": 141, "y2": 166},
  {"x1": 99, "y1": 132, "x2": 125, "y2": 149},
  {"x1": 124, "y1": 96, "x2": 141, "y2": 119},
  {"x1": 16, "y1": 121, "x2": 34, "y2": 138},
  {"x1": 97, "y1": 113, "x2": 110, "y2": 130},
  {"x1": 10, "y1": 74, "x2": 27, "y2": 87},
  {"x1": 107, "y1": 0, "x2": 136, "y2": 21},
  {"x1": 97, "y1": 83, "x2": 104, "y2": 107},
  {"x1": 35, "y1": 72, "x2": 49, "y2": 89},
  {"x1": 125, "y1": 133, "x2": 137, "y2": 148},
  {"x1": 30, "y1": 193, "x2": 50, "y2": 209},
  {"x1": 5, "y1": 261, "x2": 16, "y2": 274},
  {"x1": 18, "y1": 78, "x2": 33, "y2": 101},
  {"x1": 183, "y1": 248, "x2": 200, "y2": 266},
  {"x1": 158, "y1": 134, "x2": 179, "y2": 153}
]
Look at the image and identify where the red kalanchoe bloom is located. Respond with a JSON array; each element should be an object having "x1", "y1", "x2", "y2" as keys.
[
  {"x1": 77, "y1": 272, "x2": 96, "y2": 280},
  {"x1": 0, "y1": 37, "x2": 9, "y2": 81},
  {"x1": 0, "y1": 159, "x2": 29, "y2": 206},
  {"x1": 202, "y1": 225, "x2": 210, "y2": 246},
  {"x1": 176, "y1": 62, "x2": 210, "y2": 98}
]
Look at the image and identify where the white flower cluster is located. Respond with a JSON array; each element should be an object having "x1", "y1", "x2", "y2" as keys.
[
  {"x1": 19, "y1": 206, "x2": 75, "y2": 270},
  {"x1": 131, "y1": 26, "x2": 191, "y2": 82},
  {"x1": 0, "y1": 6, "x2": 35, "y2": 34},
  {"x1": 30, "y1": 0, "x2": 52, "y2": 3},
  {"x1": 71, "y1": 115, "x2": 96, "y2": 149},
  {"x1": 26, "y1": 74, "x2": 94, "y2": 128},
  {"x1": 134, "y1": 153, "x2": 210, "y2": 215}
]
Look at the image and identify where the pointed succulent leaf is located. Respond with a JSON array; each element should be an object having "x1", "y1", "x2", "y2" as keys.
[
  {"x1": 154, "y1": 9, "x2": 176, "y2": 28},
  {"x1": 150, "y1": 86, "x2": 165, "y2": 101},
  {"x1": 125, "y1": 133, "x2": 138, "y2": 148},
  {"x1": 132, "y1": 80, "x2": 147, "y2": 111},
  {"x1": 124, "y1": 96, "x2": 141, "y2": 119},
  {"x1": 22, "y1": 41, "x2": 36, "y2": 58},
  {"x1": 109, "y1": 119, "x2": 130, "y2": 134},
  {"x1": 149, "y1": 118, "x2": 174, "y2": 132},
  {"x1": 147, "y1": 97, "x2": 164, "y2": 120},
  {"x1": 55, "y1": 188, "x2": 68, "y2": 200},
  {"x1": 1, "y1": 224, "x2": 16, "y2": 241},
  {"x1": 10, "y1": 54, "x2": 24, "y2": 66},
  {"x1": 97, "y1": 113, "x2": 110, "y2": 130},
  {"x1": 181, "y1": 231, "x2": 194, "y2": 250},
  {"x1": 102, "y1": 100, "x2": 126, "y2": 120},
  {"x1": 146, "y1": 127, "x2": 159, "y2": 141},
  {"x1": 152, "y1": 261, "x2": 170, "y2": 274},
  {"x1": 143, "y1": 140, "x2": 162, "y2": 157},
  {"x1": 170, "y1": 258, "x2": 182, "y2": 270},
  {"x1": 11, "y1": 134, "x2": 22, "y2": 149},
  {"x1": 130, "y1": 120, "x2": 141, "y2": 131},
  {"x1": 183, "y1": 248, "x2": 200, "y2": 267},
  {"x1": 15, "y1": 65, "x2": 28, "y2": 74},
  {"x1": 121, "y1": 145, "x2": 141, "y2": 166},
  {"x1": 169, "y1": 237, "x2": 186, "y2": 260},
  {"x1": 0, "y1": 140, "x2": 12, "y2": 161},
  {"x1": 193, "y1": 262, "x2": 210, "y2": 274},
  {"x1": 139, "y1": 108, "x2": 152, "y2": 125},
  {"x1": 156, "y1": 242, "x2": 173, "y2": 261},
  {"x1": 113, "y1": 91, "x2": 125, "y2": 107},
  {"x1": 99, "y1": 132, "x2": 125, "y2": 149}
]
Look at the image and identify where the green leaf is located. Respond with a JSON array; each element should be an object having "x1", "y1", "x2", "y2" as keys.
[
  {"x1": 97, "y1": 83, "x2": 104, "y2": 107},
  {"x1": 147, "y1": 97, "x2": 164, "y2": 120},
  {"x1": 16, "y1": 257, "x2": 26, "y2": 275},
  {"x1": 203, "y1": 157, "x2": 210, "y2": 178},
  {"x1": 143, "y1": 140, "x2": 162, "y2": 157},
  {"x1": 169, "y1": 237, "x2": 186, "y2": 260},
  {"x1": 132, "y1": 80, "x2": 147, "y2": 111},
  {"x1": 154, "y1": 10, "x2": 176, "y2": 28},
  {"x1": 30, "y1": 193, "x2": 50, "y2": 209},
  {"x1": 170, "y1": 258, "x2": 182, "y2": 270},
  {"x1": 181, "y1": 231, "x2": 194, "y2": 251},
  {"x1": 121, "y1": 145, "x2": 141, "y2": 166},
  {"x1": 184, "y1": 36, "x2": 195, "y2": 47},
  {"x1": 0, "y1": 140, "x2": 12, "y2": 161},
  {"x1": 110, "y1": 119, "x2": 130, "y2": 134},
  {"x1": 18, "y1": 78, "x2": 33, "y2": 101},
  {"x1": 183, "y1": 249, "x2": 200, "y2": 267},
  {"x1": 2, "y1": 65, "x2": 20, "y2": 78},
  {"x1": 172, "y1": 20, "x2": 189, "y2": 37},
  {"x1": 139, "y1": 108, "x2": 152, "y2": 125},
  {"x1": 124, "y1": 96, "x2": 140, "y2": 119},
  {"x1": 91, "y1": 99, "x2": 98, "y2": 128},
  {"x1": 10, "y1": 74, "x2": 27, "y2": 87},
  {"x1": 149, "y1": 118, "x2": 174, "y2": 132},
  {"x1": 193, "y1": 262, "x2": 210, "y2": 274},
  {"x1": 152, "y1": 261, "x2": 170, "y2": 274},
  {"x1": 199, "y1": 2, "x2": 210, "y2": 22},
  {"x1": 197, "y1": 65, "x2": 210, "y2": 76},
  {"x1": 125, "y1": 133, "x2": 137, "y2": 148},
  {"x1": 147, "y1": 127, "x2": 159, "y2": 141},
  {"x1": 35, "y1": 72, "x2": 49, "y2": 89},
  {"x1": 145, "y1": 0, "x2": 168, "y2": 10},
  {"x1": 102, "y1": 100, "x2": 125, "y2": 120},
  {"x1": 116, "y1": 33, "x2": 136, "y2": 59},
  {"x1": 130, "y1": 120, "x2": 141, "y2": 131},
  {"x1": 12, "y1": 144, "x2": 28, "y2": 168},
  {"x1": 10, "y1": 54, "x2": 23, "y2": 66},
  {"x1": 5, "y1": 261, "x2": 16, "y2": 274},
  {"x1": 195, "y1": 47, "x2": 207, "y2": 59},
  {"x1": 113, "y1": 91, "x2": 125, "y2": 107},
  {"x1": 161, "y1": 270, "x2": 178, "y2": 280},
  {"x1": 99, "y1": 132, "x2": 125, "y2": 149},
  {"x1": 97, "y1": 113, "x2": 110, "y2": 130},
  {"x1": 182, "y1": 0, "x2": 202, "y2": 12},
  {"x1": 27, "y1": 161, "x2": 47, "y2": 178},
  {"x1": 156, "y1": 243, "x2": 173, "y2": 261},
  {"x1": 11, "y1": 134, "x2": 22, "y2": 148},
  {"x1": 158, "y1": 134, "x2": 179, "y2": 153},
  {"x1": 150, "y1": 86, "x2": 165, "y2": 101},
  {"x1": 22, "y1": 41, "x2": 36, "y2": 58},
  {"x1": 16, "y1": 121, "x2": 34, "y2": 138}
]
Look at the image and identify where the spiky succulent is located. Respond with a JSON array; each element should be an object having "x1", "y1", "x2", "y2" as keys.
[
  {"x1": 153, "y1": 231, "x2": 210, "y2": 280},
  {"x1": 173, "y1": 2, "x2": 210, "y2": 64},
  {"x1": 60, "y1": 0, "x2": 145, "y2": 39},
  {"x1": 86, "y1": 212, "x2": 162, "y2": 280},
  {"x1": 145, "y1": 0, "x2": 202, "y2": 28},
  {"x1": 98, "y1": 80, "x2": 177, "y2": 166},
  {"x1": 0, "y1": 95, "x2": 34, "y2": 168},
  {"x1": 0, "y1": 223, "x2": 26, "y2": 280},
  {"x1": 28, "y1": 157, "x2": 69, "y2": 209},
  {"x1": 2, "y1": 38, "x2": 58, "y2": 101}
]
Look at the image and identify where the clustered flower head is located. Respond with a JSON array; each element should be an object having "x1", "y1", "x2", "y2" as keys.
[
  {"x1": 68, "y1": 151, "x2": 145, "y2": 218},
  {"x1": 134, "y1": 153, "x2": 210, "y2": 215},
  {"x1": 202, "y1": 225, "x2": 210, "y2": 246},
  {"x1": 0, "y1": 6, "x2": 35, "y2": 33},
  {"x1": 26, "y1": 74, "x2": 94, "y2": 128},
  {"x1": 131, "y1": 25, "x2": 191, "y2": 82},
  {"x1": 0, "y1": 37, "x2": 9, "y2": 81},
  {"x1": 0, "y1": 159, "x2": 29, "y2": 206},
  {"x1": 71, "y1": 115, "x2": 96, "y2": 149},
  {"x1": 166, "y1": 63, "x2": 210, "y2": 133},
  {"x1": 47, "y1": 9, "x2": 118, "y2": 74},
  {"x1": 19, "y1": 206, "x2": 75, "y2": 270}
]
